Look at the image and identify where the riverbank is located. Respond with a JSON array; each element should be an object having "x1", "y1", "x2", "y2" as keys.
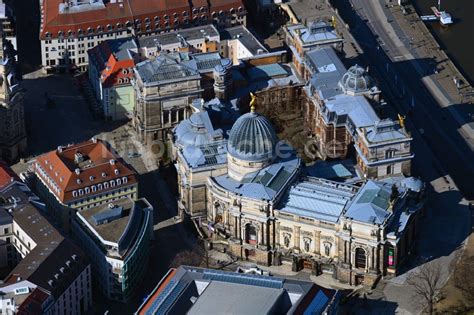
[
  {"x1": 412, "y1": 0, "x2": 474, "y2": 86},
  {"x1": 388, "y1": 3, "x2": 473, "y2": 104}
]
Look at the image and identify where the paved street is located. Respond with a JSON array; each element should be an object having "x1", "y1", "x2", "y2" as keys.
[
  {"x1": 331, "y1": 0, "x2": 472, "y2": 313},
  {"x1": 12, "y1": 71, "x2": 198, "y2": 314}
]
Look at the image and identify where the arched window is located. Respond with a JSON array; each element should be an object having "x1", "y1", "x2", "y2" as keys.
[
  {"x1": 122, "y1": 177, "x2": 128, "y2": 183},
  {"x1": 355, "y1": 248, "x2": 366, "y2": 269},
  {"x1": 245, "y1": 224, "x2": 257, "y2": 245}
]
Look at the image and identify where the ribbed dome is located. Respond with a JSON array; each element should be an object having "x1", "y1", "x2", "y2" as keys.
[
  {"x1": 227, "y1": 112, "x2": 277, "y2": 162},
  {"x1": 339, "y1": 65, "x2": 372, "y2": 94}
]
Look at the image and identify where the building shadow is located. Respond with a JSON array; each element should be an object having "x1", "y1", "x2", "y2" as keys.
[
  {"x1": 340, "y1": 294, "x2": 399, "y2": 314},
  {"x1": 332, "y1": 0, "x2": 474, "y2": 199}
]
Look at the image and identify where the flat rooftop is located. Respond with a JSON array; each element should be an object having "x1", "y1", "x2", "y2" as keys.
[
  {"x1": 138, "y1": 24, "x2": 219, "y2": 48},
  {"x1": 188, "y1": 281, "x2": 285, "y2": 315},
  {"x1": 78, "y1": 198, "x2": 134, "y2": 243}
]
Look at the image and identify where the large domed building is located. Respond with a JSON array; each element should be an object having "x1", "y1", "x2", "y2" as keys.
[
  {"x1": 227, "y1": 110, "x2": 278, "y2": 181},
  {"x1": 171, "y1": 96, "x2": 423, "y2": 286}
]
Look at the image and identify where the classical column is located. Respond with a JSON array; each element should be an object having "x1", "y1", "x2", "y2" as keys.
[
  {"x1": 234, "y1": 216, "x2": 238, "y2": 238},
  {"x1": 314, "y1": 231, "x2": 321, "y2": 255},
  {"x1": 294, "y1": 226, "x2": 301, "y2": 250},
  {"x1": 371, "y1": 247, "x2": 375, "y2": 270},
  {"x1": 276, "y1": 222, "x2": 281, "y2": 246},
  {"x1": 238, "y1": 217, "x2": 242, "y2": 240},
  {"x1": 168, "y1": 110, "x2": 172, "y2": 124}
]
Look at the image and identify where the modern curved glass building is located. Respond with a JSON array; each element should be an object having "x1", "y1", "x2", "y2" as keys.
[{"x1": 72, "y1": 198, "x2": 153, "y2": 302}]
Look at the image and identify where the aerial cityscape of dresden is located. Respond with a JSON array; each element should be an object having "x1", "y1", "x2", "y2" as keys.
[{"x1": 0, "y1": 0, "x2": 472, "y2": 314}]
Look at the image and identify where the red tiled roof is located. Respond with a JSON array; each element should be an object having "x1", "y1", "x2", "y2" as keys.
[
  {"x1": 0, "y1": 161, "x2": 19, "y2": 188},
  {"x1": 34, "y1": 138, "x2": 137, "y2": 203},
  {"x1": 101, "y1": 55, "x2": 135, "y2": 88},
  {"x1": 41, "y1": 0, "x2": 244, "y2": 39},
  {"x1": 17, "y1": 288, "x2": 51, "y2": 315}
]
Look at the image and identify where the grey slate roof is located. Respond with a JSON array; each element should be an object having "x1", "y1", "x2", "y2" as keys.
[
  {"x1": 299, "y1": 21, "x2": 341, "y2": 45},
  {"x1": 213, "y1": 151, "x2": 300, "y2": 201},
  {"x1": 364, "y1": 119, "x2": 410, "y2": 144},
  {"x1": 135, "y1": 54, "x2": 200, "y2": 84},
  {"x1": 344, "y1": 180, "x2": 392, "y2": 225},
  {"x1": 137, "y1": 24, "x2": 219, "y2": 48},
  {"x1": 306, "y1": 48, "x2": 346, "y2": 100},
  {"x1": 323, "y1": 94, "x2": 379, "y2": 128},
  {"x1": 278, "y1": 178, "x2": 358, "y2": 223},
  {"x1": 219, "y1": 25, "x2": 268, "y2": 55},
  {"x1": 136, "y1": 266, "x2": 336, "y2": 315},
  {"x1": 174, "y1": 98, "x2": 239, "y2": 170}
]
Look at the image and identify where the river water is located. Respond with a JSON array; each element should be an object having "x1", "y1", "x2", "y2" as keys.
[{"x1": 413, "y1": 0, "x2": 474, "y2": 84}]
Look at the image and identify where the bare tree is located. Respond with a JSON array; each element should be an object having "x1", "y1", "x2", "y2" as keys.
[
  {"x1": 407, "y1": 261, "x2": 444, "y2": 314},
  {"x1": 170, "y1": 243, "x2": 208, "y2": 268},
  {"x1": 453, "y1": 255, "x2": 474, "y2": 304}
]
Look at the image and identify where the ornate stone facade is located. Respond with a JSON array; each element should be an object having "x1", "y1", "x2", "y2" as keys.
[{"x1": 0, "y1": 38, "x2": 26, "y2": 163}]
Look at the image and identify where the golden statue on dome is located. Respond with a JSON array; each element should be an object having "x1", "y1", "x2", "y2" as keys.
[{"x1": 250, "y1": 92, "x2": 257, "y2": 113}]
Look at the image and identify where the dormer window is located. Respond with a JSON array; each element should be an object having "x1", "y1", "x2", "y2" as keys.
[
  {"x1": 79, "y1": 189, "x2": 84, "y2": 196},
  {"x1": 58, "y1": 31, "x2": 64, "y2": 37},
  {"x1": 114, "y1": 169, "x2": 119, "y2": 176},
  {"x1": 97, "y1": 26, "x2": 103, "y2": 33},
  {"x1": 98, "y1": 183, "x2": 103, "y2": 190},
  {"x1": 87, "y1": 27, "x2": 93, "y2": 34},
  {"x1": 122, "y1": 177, "x2": 128, "y2": 184},
  {"x1": 102, "y1": 172, "x2": 107, "y2": 178},
  {"x1": 85, "y1": 187, "x2": 90, "y2": 194},
  {"x1": 107, "y1": 24, "x2": 113, "y2": 31},
  {"x1": 110, "y1": 180, "x2": 116, "y2": 187},
  {"x1": 144, "y1": 17, "x2": 150, "y2": 24},
  {"x1": 125, "y1": 21, "x2": 132, "y2": 27},
  {"x1": 77, "y1": 29, "x2": 84, "y2": 36},
  {"x1": 116, "y1": 178, "x2": 121, "y2": 185},
  {"x1": 76, "y1": 179, "x2": 82, "y2": 184},
  {"x1": 67, "y1": 30, "x2": 73, "y2": 37},
  {"x1": 72, "y1": 191, "x2": 78, "y2": 197},
  {"x1": 89, "y1": 176, "x2": 94, "y2": 181},
  {"x1": 104, "y1": 182, "x2": 109, "y2": 189},
  {"x1": 92, "y1": 185, "x2": 97, "y2": 192}
]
